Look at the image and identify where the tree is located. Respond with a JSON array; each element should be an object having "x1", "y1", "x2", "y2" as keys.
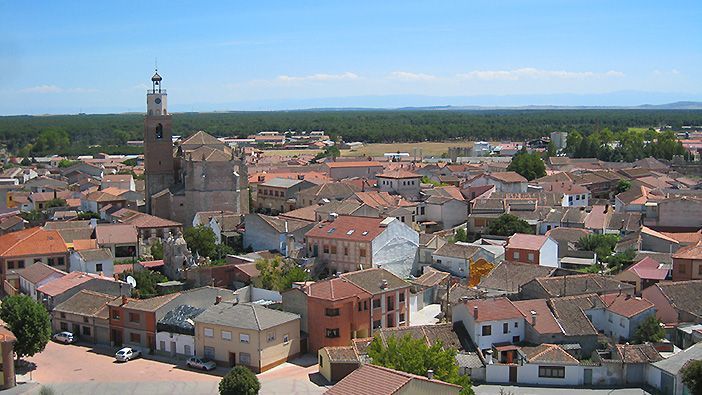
[
  {"x1": 681, "y1": 360, "x2": 702, "y2": 395},
  {"x1": 546, "y1": 141, "x2": 557, "y2": 158},
  {"x1": 119, "y1": 269, "x2": 168, "y2": 298},
  {"x1": 183, "y1": 225, "x2": 217, "y2": 258},
  {"x1": 368, "y1": 334, "x2": 473, "y2": 395},
  {"x1": 452, "y1": 227, "x2": 469, "y2": 243},
  {"x1": 255, "y1": 256, "x2": 311, "y2": 291},
  {"x1": 633, "y1": 315, "x2": 665, "y2": 344},
  {"x1": 0, "y1": 295, "x2": 51, "y2": 361},
  {"x1": 20, "y1": 157, "x2": 31, "y2": 166},
  {"x1": 219, "y1": 365, "x2": 260, "y2": 395},
  {"x1": 57, "y1": 159, "x2": 78, "y2": 168},
  {"x1": 45, "y1": 198, "x2": 67, "y2": 209},
  {"x1": 576, "y1": 234, "x2": 620, "y2": 257},
  {"x1": 615, "y1": 181, "x2": 632, "y2": 195},
  {"x1": 151, "y1": 240, "x2": 164, "y2": 260},
  {"x1": 485, "y1": 214, "x2": 533, "y2": 236},
  {"x1": 507, "y1": 148, "x2": 546, "y2": 181}
]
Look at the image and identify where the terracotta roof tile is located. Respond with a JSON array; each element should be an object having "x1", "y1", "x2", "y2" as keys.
[
  {"x1": 465, "y1": 297, "x2": 522, "y2": 322},
  {"x1": 326, "y1": 364, "x2": 461, "y2": 395},
  {"x1": 600, "y1": 293, "x2": 654, "y2": 318},
  {"x1": 37, "y1": 271, "x2": 117, "y2": 297},
  {"x1": 0, "y1": 227, "x2": 67, "y2": 258},
  {"x1": 507, "y1": 234, "x2": 549, "y2": 251},
  {"x1": 305, "y1": 215, "x2": 389, "y2": 242}
]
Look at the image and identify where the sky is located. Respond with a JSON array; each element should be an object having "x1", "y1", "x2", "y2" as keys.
[{"x1": 1, "y1": 0, "x2": 701, "y2": 114}]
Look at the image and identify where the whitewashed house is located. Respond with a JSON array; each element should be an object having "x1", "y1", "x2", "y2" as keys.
[
  {"x1": 452, "y1": 297, "x2": 525, "y2": 351},
  {"x1": 69, "y1": 248, "x2": 115, "y2": 277}
]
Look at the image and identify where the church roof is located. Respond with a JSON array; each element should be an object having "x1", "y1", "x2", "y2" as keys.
[
  {"x1": 181, "y1": 131, "x2": 222, "y2": 147},
  {"x1": 187, "y1": 146, "x2": 232, "y2": 162},
  {"x1": 151, "y1": 72, "x2": 162, "y2": 82}
]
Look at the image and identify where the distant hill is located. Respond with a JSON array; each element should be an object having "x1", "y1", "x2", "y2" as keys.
[{"x1": 637, "y1": 101, "x2": 702, "y2": 110}]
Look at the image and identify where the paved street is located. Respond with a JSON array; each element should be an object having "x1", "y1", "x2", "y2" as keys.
[
  {"x1": 474, "y1": 384, "x2": 651, "y2": 395},
  {"x1": 19, "y1": 341, "x2": 327, "y2": 395}
]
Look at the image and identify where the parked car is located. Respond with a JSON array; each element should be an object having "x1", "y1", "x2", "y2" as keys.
[
  {"x1": 115, "y1": 347, "x2": 141, "y2": 362},
  {"x1": 186, "y1": 356, "x2": 217, "y2": 371},
  {"x1": 53, "y1": 331, "x2": 76, "y2": 344}
]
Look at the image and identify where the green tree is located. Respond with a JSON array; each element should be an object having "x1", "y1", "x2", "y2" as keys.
[
  {"x1": 183, "y1": 225, "x2": 217, "y2": 258},
  {"x1": 507, "y1": 148, "x2": 546, "y2": 181},
  {"x1": 576, "y1": 234, "x2": 620, "y2": 257},
  {"x1": 616, "y1": 180, "x2": 632, "y2": 194},
  {"x1": 633, "y1": 315, "x2": 665, "y2": 344},
  {"x1": 57, "y1": 159, "x2": 78, "y2": 168},
  {"x1": 546, "y1": 141, "x2": 557, "y2": 158},
  {"x1": 45, "y1": 198, "x2": 67, "y2": 209},
  {"x1": 219, "y1": 365, "x2": 260, "y2": 395},
  {"x1": 255, "y1": 256, "x2": 311, "y2": 291},
  {"x1": 122, "y1": 158, "x2": 138, "y2": 167},
  {"x1": 368, "y1": 334, "x2": 473, "y2": 395},
  {"x1": 485, "y1": 214, "x2": 533, "y2": 236},
  {"x1": 0, "y1": 295, "x2": 51, "y2": 361},
  {"x1": 602, "y1": 248, "x2": 636, "y2": 273},
  {"x1": 119, "y1": 269, "x2": 168, "y2": 299},
  {"x1": 151, "y1": 240, "x2": 164, "y2": 260},
  {"x1": 452, "y1": 227, "x2": 469, "y2": 243},
  {"x1": 681, "y1": 360, "x2": 702, "y2": 395},
  {"x1": 20, "y1": 157, "x2": 32, "y2": 166}
]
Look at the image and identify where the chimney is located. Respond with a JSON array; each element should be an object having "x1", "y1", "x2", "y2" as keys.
[
  {"x1": 460, "y1": 296, "x2": 469, "y2": 304},
  {"x1": 258, "y1": 175, "x2": 265, "y2": 182},
  {"x1": 297, "y1": 174, "x2": 305, "y2": 180},
  {"x1": 427, "y1": 370, "x2": 434, "y2": 380},
  {"x1": 121, "y1": 295, "x2": 128, "y2": 306},
  {"x1": 215, "y1": 295, "x2": 222, "y2": 305},
  {"x1": 380, "y1": 279, "x2": 388, "y2": 289},
  {"x1": 530, "y1": 310, "x2": 537, "y2": 326},
  {"x1": 473, "y1": 305, "x2": 478, "y2": 319},
  {"x1": 328, "y1": 212, "x2": 338, "y2": 222},
  {"x1": 604, "y1": 204, "x2": 609, "y2": 213},
  {"x1": 233, "y1": 296, "x2": 239, "y2": 305}
]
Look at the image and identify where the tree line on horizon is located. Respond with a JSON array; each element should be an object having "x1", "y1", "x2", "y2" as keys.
[{"x1": 0, "y1": 109, "x2": 701, "y2": 157}]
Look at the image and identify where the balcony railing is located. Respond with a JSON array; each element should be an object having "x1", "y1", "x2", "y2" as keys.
[{"x1": 147, "y1": 89, "x2": 167, "y2": 94}]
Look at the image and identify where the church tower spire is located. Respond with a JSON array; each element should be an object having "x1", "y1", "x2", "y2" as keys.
[{"x1": 144, "y1": 70, "x2": 175, "y2": 214}]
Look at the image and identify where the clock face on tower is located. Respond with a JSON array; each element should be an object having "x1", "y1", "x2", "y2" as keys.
[{"x1": 155, "y1": 97, "x2": 162, "y2": 104}]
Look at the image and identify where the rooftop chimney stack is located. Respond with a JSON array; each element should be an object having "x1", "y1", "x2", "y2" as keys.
[
  {"x1": 380, "y1": 279, "x2": 388, "y2": 289},
  {"x1": 530, "y1": 310, "x2": 537, "y2": 326},
  {"x1": 427, "y1": 370, "x2": 434, "y2": 380},
  {"x1": 215, "y1": 295, "x2": 222, "y2": 305},
  {"x1": 473, "y1": 305, "x2": 478, "y2": 319},
  {"x1": 121, "y1": 295, "x2": 128, "y2": 306}
]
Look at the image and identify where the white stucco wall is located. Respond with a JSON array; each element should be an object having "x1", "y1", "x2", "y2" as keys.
[
  {"x1": 539, "y1": 238, "x2": 560, "y2": 267},
  {"x1": 156, "y1": 331, "x2": 195, "y2": 356},
  {"x1": 458, "y1": 307, "x2": 525, "y2": 350}
]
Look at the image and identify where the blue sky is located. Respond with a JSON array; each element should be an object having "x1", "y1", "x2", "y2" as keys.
[{"x1": 1, "y1": 0, "x2": 701, "y2": 114}]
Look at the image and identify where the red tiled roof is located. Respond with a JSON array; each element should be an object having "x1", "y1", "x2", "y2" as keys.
[
  {"x1": 140, "y1": 260, "x2": 164, "y2": 269},
  {"x1": 96, "y1": 224, "x2": 138, "y2": 245},
  {"x1": 488, "y1": 171, "x2": 527, "y2": 184},
  {"x1": 627, "y1": 257, "x2": 669, "y2": 280},
  {"x1": 507, "y1": 234, "x2": 549, "y2": 251},
  {"x1": 305, "y1": 277, "x2": 369, "y2": 301},
  {"x1": 37, "y1": 271, "x2": 116, "y2": 297},
  {"x1": 326, "y1": 364, "x2": 461, "y2": 395},
  {"x1": 305, "y1": 215, "x2": 389, "y2": 242},
  {"x1": 600, "y1": 293, "x2": 655, "y2": 318},
  {"x1": 468, "y1": 297, "x2": 522, "y2": 322},
  {"x1": 325, "y1": 161, "x2": 383, "y2": 168},
  {"x1": 672, "y1": 240, "x2": 702, "y2": 259},
  {"x1": 513, "y1": 299, "x2": 562, "y2": 334},
  {"x1": 111, "y1": 209, "x2": 181, "y2": 229},
  {"x1": 353, "y1": 191, "x2": 412, "y2": 209},
  {"x1": 73, "y1": 239, "x2": 97, "y2": 251},
  {"x1": 584, "y1": 205, "x2": 609, "y2": 230},
  {"x1": 377, "y1": 169, "x2": 421, "y2": 179},
  {"x1": 0, "y1": 227, "x2": 67, "y2": 258}
]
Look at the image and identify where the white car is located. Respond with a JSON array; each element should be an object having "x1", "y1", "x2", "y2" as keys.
[
  {"x1": 115, "y1": 347, "x2": 141, "y2": 362},
  {"x1": 53, "y1": 331, "x2": 76, "y2": 344},
  {"x1": 186, "y1": 356, "x2": 217, "y2": 371}
]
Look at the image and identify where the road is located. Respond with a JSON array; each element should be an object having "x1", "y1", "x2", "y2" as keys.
[
  {"x1": 20, "y1": 341, "x2": 327, "y2": 395},
  {"x1": 474, "y1": 384, "x2": 651, "y2": 395}
]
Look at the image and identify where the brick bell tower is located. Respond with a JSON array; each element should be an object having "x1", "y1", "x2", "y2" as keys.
[{"x1": 144, "y1": 70, "x2": 175, "y2": 214}]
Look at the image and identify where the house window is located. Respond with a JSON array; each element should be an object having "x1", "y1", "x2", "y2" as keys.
[
  {"x1": 325, "y1": 308, "x2": 340, "y2": 317},
  {"x1": 387, "y1": 313, "x2": 394, "y2": 327},
  {"x1": 399, "y1": 313, "x2": 405, "y2": 324},
  {"x1": 203, "y1": 346, "x2": 215, "y2": 359},
  {"x1": 18, "y1": 261, "x2": 25, "y2": 269},
  {"x1": 183, "y1": 344, "x2": 192, "y2": 355},
  {"x1": 323, "y1": 245, "x2": 329, "y2": 254},
  {"x1": 698, "y1": 265, "x2": 702, "y2": 275},
  {"x1": 319, "y1": 354, "x2": 323, "y2": 368},
  {"x1": 129, "y1": 313, "x2": 140, "y2": 323},
  {"x1": 679, "y1": 265, "x2": 686, "y2": 273},
  {"x1": 82, "y1": 326, "x2": 91, "y2": 336},
  {"x1": 325, "y1": 328, "x2": 340, "y2": 338},
  {"x1": 364, "y1": 300, "x2": 368, "y2": 310},
  {"x1": 513, "y1": 251, "x2": 520, "y2": 260},
  {"x1": 343, "y1": 247, "x2": 348, "y2": 256},
  {"x1": 387, "y1": 296, "x2": 394, "y2": 311},
  {"x1": 358, "y1": 302, "x2": 362, "y2": 312},
  {"x1": 373, "y1": 320, "x2": 382, "y2": 329},
  {"x1": 481, "y1": 325, "x2": 491, "y2": 336},
  {"x1": 539, "y1": 366, "x2": 565, "y2": 378},
  {"x1": 111, "y1": 310, "x2": 120, "y2": 320},
  {"x1": 160, "y1": 340, "x2": 166, "y2": 351},
  {"x1": 512, "y1": 335, "x2": 520, "y2": 343},
  {"x1": 331, "y1": 245, "x2": 337, "y2": 254},
  {"x1": 359, "y1": 248, "x2": 366, "y2": 257},
  {"x1": 129, "y1": 332, "x2": 141, "y2": 343},
  {"x1": 267, "y1": 332, "x2": 276, "y2": 342},
  {"x1": 528, "y1": 253, "x2": 534, "y2": 262},
  {"x1": 96, "y1": 263, "x2": 103, "y2": 272},
  {"x1": 372, "y1": 299, "x2": 381, "y2": 309},
  {"x1": 57, "y1": 257, "x2": 65, "y2": 266},
  {"x1": 60, "y1": 322, "x2": 68, "y2": 331},
  {"x1": 204, "y1": 328, "x2": 214, "y2": 338},
  {"x1": 240, "y1": 333, "x2": 250, "y2": 343},
  {"x1": 283, "y1": 333, "x2": 289, "y2": 344},
  {"x1": 7, "y1": 261, "x2": 13, "y2": 270},
  {"x1": 60, "y1": 312, "x2": 66, "y2": 319},
  {"x1": 514, "y1": 322, "x2": 518, "y2": 328},
  {"x1": 399, "y1": 292, "x2": 405, "y2": 303},
  {"x1": 221, "y1": 331, "x2": 232, "y2": 341},
  {"x1": 83, "y1": 317, "x2": 89, "y2": 323},
  {"x1": 503, "y1": 323, "x2": 509, "y2": 334}
]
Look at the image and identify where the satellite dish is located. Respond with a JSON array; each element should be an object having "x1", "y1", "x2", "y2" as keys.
[{"x1": 126, "y1": 275, "x2": 137, "y2": 289}]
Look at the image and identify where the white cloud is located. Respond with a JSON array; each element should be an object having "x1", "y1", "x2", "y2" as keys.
[
  {"x1": 19, "y1": 85, "x2": 97, "y2": 94},
  {"x1": 457, "y1": 68, "x2": 625, "y2": 81},
  {"x1": 276, "y1": 72, "x2": 360, "y2": 82},
  {"x1": 389, "y1": 71, "x2": 437, "y2": 81},
  {"x1": 20, "y1": 85, "x2": 63, "y2": 93}
]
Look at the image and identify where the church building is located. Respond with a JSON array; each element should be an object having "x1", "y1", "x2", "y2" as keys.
[{"x1": 143, "y1": 71, "x2": 249, "y2": 226}]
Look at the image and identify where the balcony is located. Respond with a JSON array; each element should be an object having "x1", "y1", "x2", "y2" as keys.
[{"x1": 147, "y1": 89, "x2": 167, "y2": 94}]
